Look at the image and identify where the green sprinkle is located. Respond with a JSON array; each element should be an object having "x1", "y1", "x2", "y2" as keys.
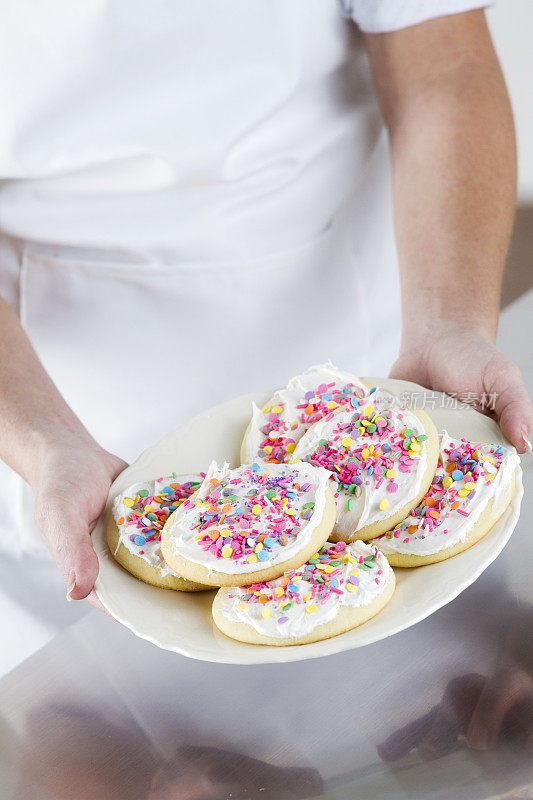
[
  {"x1": 367, "y1": 423, "x2": 377, "y2": 433},
  {"x1": 348, "y1": 498, "x2": 354, "y2": 512},
  {"x1": 303, "y1": 502, "x2": 315, "y2": 509},
  {"x1": 138, "y1": 490, "x2": 149, "y2": 498},
  {"x1": 318, "y1": 438, "x2": 328, "y2": 447},
  {"x1": 417, "y1": 434, "x2": 428, "y2": 442},
  {"x1": 266, "y1": 489, "x2": 277, "y2": 500}
]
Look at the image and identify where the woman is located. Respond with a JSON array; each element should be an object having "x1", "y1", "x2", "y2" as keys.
[{"x1": 0, "y1": 1, "x2": 531, "y2": 668}]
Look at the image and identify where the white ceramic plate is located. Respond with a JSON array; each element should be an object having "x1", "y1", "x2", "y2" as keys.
[{"x1": 93, "y1": 378, "x2": 524, "y2": 664}]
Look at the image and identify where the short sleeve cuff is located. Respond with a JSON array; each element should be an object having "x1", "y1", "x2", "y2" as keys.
[{"x1": 340, "y1": 0, "x2": 494, "y2": 34}]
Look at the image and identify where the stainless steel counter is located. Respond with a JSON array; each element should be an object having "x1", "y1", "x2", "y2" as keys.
[
  {"x1": 1, "y1": 295, "x2": 532, "y2": 800},
  {"x1": 1, "y1": 450, "x2": 531, "y2": 799}
]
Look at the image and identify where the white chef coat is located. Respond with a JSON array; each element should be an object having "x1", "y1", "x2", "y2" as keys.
[{"x1": 0, "y1": 0, "x2": 490, "y2": 671}]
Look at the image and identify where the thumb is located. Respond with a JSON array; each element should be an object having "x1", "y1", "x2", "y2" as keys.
[
  {"x1": 487, "y1": 360, "x2": 533, "y2": 454},
  {"x1": 36, "y1": 501, "x2": 99, "y2": 600}
]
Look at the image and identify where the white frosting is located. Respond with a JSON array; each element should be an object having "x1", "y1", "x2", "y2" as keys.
[
  {"x1": 163, "y1": 460, "x2": 332, "y2": 575},
  {"x1": 291, "y1": 387, "x2": 430, "y2": 538},
  {"x1": 220, "y1": 540, "x2": 393, "y2": 639},
  {"x1": 375, "y1": 432, "x2": 519, "y2": 557},
  {"x1": 112, "y1": 474, "x2": 202, "y2": 578},
  {"x1": 243, "y1": 362, "x2": 367, "y2": 463}
]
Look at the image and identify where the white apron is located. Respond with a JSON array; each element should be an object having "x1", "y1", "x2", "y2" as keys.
[{"x1": 0, "y1": 1, "x2": 401, "y2": 665}]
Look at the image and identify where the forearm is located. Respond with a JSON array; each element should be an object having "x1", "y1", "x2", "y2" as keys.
[
  {"x1": 0, "y1": 295, "x2": 95, "y2": 486},
  {"x1": 365, "y1": 11, "x2": 516, "y2": 351},
  {"x1": 390, "y1": 58, "x2": 515, "y2": 348}
]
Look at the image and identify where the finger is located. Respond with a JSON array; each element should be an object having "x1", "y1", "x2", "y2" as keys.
[
  {"x1": 376, "y1": 707, "x2": 438, "y2": 762},
  {"x1": 36, "y1": 501, "x2": 99, "y2": 600},
  {"x1": 466, "y1": 666, "x2": 532, "y2": 750},
  {"x1": 485, "y1": 360, "x2": 533, "y2": 454},
  {"x1": 417, "y1": 674, "x2": 485, "y2": 761},
  {"x1": 86, "y1": 589, "x2": 114, "y2": 617}
]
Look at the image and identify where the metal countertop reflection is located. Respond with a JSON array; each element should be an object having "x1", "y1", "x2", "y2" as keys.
[{"x1": 0, "y1": 452, "x2": 532, "y2": 800}]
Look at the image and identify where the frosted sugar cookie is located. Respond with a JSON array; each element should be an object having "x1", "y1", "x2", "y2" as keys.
[
  {"x1": 107, "y1": 474, "x2": 209, "y2": 591},
  {"x1": 212, "y1": 540, "x2": 395, "y2": 646},
  {"x1": 374, "y1": 433, "x2": 520, "y2": 567},
  {"x1": 161, "y1": 461, "x2": 336, "y2": 587},
  {"x1": 290, "y1": 386, "x2": 439, "y2": 542},
  {"x1": 241, "y1": 363, "x2": 367, "y2": 464}
]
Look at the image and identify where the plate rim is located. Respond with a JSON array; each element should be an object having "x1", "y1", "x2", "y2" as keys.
[{"x1": 94, "y1": 379, "x2": 524, "y2": 664}]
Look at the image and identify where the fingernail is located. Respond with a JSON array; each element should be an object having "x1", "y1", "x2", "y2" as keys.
[
  {"x1": 521, "y1": 428, "x2": 532, "y2": 454},
  {"x1": 468, "y1": 725, "x2": 491, "y2": 750},
  {"x1": 66, "y1": 569, "x2": 76, "y2": 601}
]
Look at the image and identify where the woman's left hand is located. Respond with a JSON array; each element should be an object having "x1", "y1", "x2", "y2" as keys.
[{"x1": 390, "y1": 330, "x2": 533, "y2": 454}]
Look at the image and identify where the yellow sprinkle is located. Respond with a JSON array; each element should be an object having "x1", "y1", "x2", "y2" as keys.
[
  {"x1": 247, "y1": 554, "x2": 258, "y2": 564},
  {"x1": 280, "y1": 498, "x2": 288, "y2": 507},
  {"x1": 262, "y1": 607, "x2": 271, "y2": 618},
  {"x1": 306, "y1": 604, "x2": 318, "y2": 614},
  {"x1": 346, "y1": 583, "x2": 358, "y2": 593},
  {"x1": 252, "y1": 504, "x2": 262, "y2": 515},
  {"x1": 342, "y1": 436, "x2": 353, "y2": 448},
  {"x1": 286, "y1": 507, "x2": 296, "y2": 516},
  {"x1": 442, "y1": 476, "x2": 453, "y2": 489},
  {"x1": 275, "y1": 587, "x2": 283, "y2": 598},
  {"x1": 144, "y1": 504, "x2": 155, "y2": 512},
  {"x1": 326, "y1": 400, "x2": 338, "y2": 410},
  {"x1": 410, "y1": 442, "x2": 421, "y2": 452},
  {"x1": 221, "y1": 528, "x2": 232, "y2": 537},
  {"x1": 386, "y1": 469, "x2": 397, "y2": 480},
  {"x1": 379, "y1": 499, "x2": 389, "y2": 511},
  {"x1": 350, "y1": 569, "x2": 360, "y2": 577},
  {"x1": 255, "y1": 543, "x2": 263, "y2": 553},
  {"x1": 362, "y1": 448, "x2": 370, "y2": 459},
  {"x1": 458, "y1": 489, "x2": 469, "y2": 497},
  {"x1": 272, "y1": 405, "x2": 283, "y2": 414},
  {"x1": 473, "y1": 449, "x2": 481, "y2": 458},
  {"x1": 363, "y1": 405, "x2": 375, "y2": 417},
  {"x1": 262, "y1": 405, "x2": 271, "y2": 413},
  {"x1": 221, "y1": 545, "x2": 233, "y2": 558},
  {"x1": 343, "y1": 553, "x2": 357, "y2": 564},
  {"x1": 281, "y1": 600, "x2": 291, "y2": 608},
  {"x1": 303, "y1": 593, "x2": 312, "y2": 601},
  {"x1": 200, "y1": 502, "x2": 211, "y2": 511},
  {"x1": 464, "y1": 481, "x2": 476, "y2": 491},
  {"x1": 123, "y1": 498, "x2": 134, "y2": 507},
  {"x1": 238, "y1": 603, "x2": 247, "y2": 611},
  {"x1": 323, "y1": 565, "x2": 334, "y2": 574},
  {"x1": 286, "y1": 442, "x2": 296, "y2": 453},
  {"x1": 264, "y1": 446, "x2": 273, "y2": 455}
]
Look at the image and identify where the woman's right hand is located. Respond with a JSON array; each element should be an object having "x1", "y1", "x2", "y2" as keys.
[{"x1": 32, "y1": 431, "x2": 127, "y2": 608}]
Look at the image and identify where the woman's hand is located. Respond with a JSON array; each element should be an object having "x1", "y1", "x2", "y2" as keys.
[
  {"x1": 32, "y1": 431, "x2": 127, "y2": 607},
  {"x1": 390, "y1": 330, "x2": 533, "y2": 454}
]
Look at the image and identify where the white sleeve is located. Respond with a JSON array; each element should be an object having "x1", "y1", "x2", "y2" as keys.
[{"x1": 340, "y1": 0, "x2": 494, "y2": 33}]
